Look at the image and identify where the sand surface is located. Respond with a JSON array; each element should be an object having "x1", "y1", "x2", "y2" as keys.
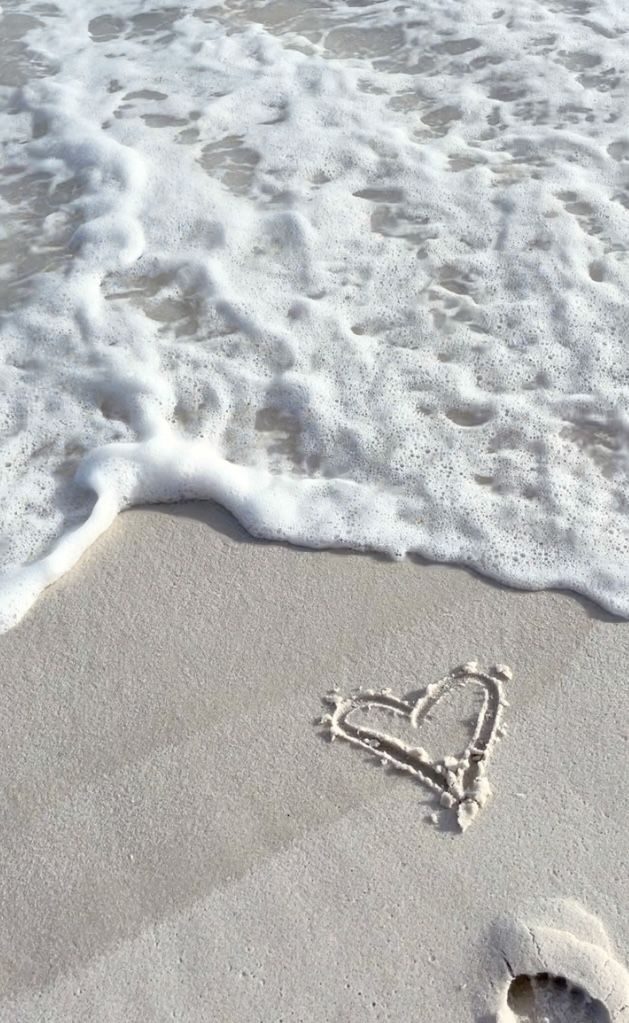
[{"x1": 0, "y1": 503, "x2": 627, "y2": 1022}]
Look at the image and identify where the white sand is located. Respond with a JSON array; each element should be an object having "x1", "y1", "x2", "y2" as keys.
[{"x1": 0, "y1": 502, "x2": 627, "y2": 1022}]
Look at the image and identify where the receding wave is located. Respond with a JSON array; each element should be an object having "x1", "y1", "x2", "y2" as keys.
[{"x1": 2, "y1": 0, "x2": 629, "y2": 626}]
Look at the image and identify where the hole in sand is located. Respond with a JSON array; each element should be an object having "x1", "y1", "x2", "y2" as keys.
[
  {"x1": 88, "y1": 15, "x2": 126, "y2": 41},
  {"x1": 446, "y1": 407, "x2": 493, "y2": 427},
  {"x1": 421, "y1": 105, "x2": 462, "y2": 129},
  {"x1": 353, "y1": 187, "x2": 405, "y2": 203},
  {"x1": 589, "y1": 261, "x2": 604, "y2": 282},
  {"x1": 434, "y1": 37, "x2": 481, "y2": 55}
]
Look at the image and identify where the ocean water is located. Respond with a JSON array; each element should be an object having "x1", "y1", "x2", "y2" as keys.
[{"x1": 2, "y1": 0, "x2": 629, "y2": 628}]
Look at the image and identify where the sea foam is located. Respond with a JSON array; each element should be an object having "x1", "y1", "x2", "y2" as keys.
[{"x1": 2, "y1": 0, "x2": 629, "y2": 627}]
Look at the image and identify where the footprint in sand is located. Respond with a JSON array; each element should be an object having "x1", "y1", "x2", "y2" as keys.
[
  {"x1": 506, "y1": 972, "x2": 611, "y2": 1022},
  {"x1": 493, "y1": 899, "x2": 629, "y2": 1023}
]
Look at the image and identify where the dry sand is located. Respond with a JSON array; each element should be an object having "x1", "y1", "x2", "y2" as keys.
[{"x1": 0, "y1": 502, "x2": 627, "y2": 1022}]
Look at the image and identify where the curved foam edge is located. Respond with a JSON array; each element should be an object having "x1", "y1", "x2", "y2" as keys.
[
  {"x1": 2, "y1": 429, "x2": 629, "y2": 634},
  {"x1": 0, "y1": 491, "x2": 120, "y2": 632},
  {"x1": 0, "y1": 434, "x2": 379, "y2": 631},
  {"x1": 491, "y1": 899, "x2": 629, "y2": 1021}
]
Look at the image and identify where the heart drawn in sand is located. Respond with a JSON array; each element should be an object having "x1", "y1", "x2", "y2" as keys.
[{"x1": 321, "y1": 662, "x2": 511, "y2": 831}]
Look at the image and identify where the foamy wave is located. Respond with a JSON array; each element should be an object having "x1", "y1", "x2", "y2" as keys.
[{"x1": 2, "y1": 0, "x2": 629, "y2": 627}]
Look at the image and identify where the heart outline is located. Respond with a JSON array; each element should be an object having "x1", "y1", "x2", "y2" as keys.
[{"x1": 322, "y1": 662, "x2": 511, "y2": 831}]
